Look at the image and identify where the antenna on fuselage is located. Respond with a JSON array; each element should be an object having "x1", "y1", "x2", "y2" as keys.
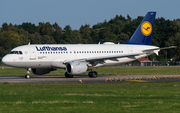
[{"x1": 28, "y1": 42, "x2": 30, "y2": 45}]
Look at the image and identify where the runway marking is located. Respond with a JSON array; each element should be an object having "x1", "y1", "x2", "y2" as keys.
[{"x1": 130, "y1": 80, "x2": 149, "y2": 82}]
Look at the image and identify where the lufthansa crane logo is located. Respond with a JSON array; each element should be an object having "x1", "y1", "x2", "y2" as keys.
[{"x1": 141, "y1": 21, "x2": 152, "y2": 36}]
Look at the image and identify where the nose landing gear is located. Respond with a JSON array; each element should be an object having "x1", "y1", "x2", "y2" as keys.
[{"x1": 25, "y1": 68, "x2": 31, "y2": 79}]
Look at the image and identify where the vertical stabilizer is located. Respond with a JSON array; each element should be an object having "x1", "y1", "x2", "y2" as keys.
[{"x1": 125, "y1": 12, "x2": 156, "y2": 45}]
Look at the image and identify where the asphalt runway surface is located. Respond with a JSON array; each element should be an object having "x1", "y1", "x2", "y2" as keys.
[{"x1": 0, "y1": 74, "x2": 180, "y2": 83}]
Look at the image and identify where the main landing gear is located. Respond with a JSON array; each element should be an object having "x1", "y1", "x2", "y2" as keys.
[
  {"x1": 88, "y1": 68, "x2": 98, "y2": 78},
  {"x1": 25, "y1": 68, "x2": 31, "y2": 79},
  {"x1": 88, "y1": 71, "x2": 98, "y2": 78},
  {"x1": 64, "y1": 71, "x2": 98, "y2": 78},
  {"x1": 65, "y1": 72, "x2": 74, "y2": 78}
]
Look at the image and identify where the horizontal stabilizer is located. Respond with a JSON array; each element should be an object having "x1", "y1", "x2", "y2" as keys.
[{"x1": 143, "y1": 46, "x2": 176, "y2": 52}]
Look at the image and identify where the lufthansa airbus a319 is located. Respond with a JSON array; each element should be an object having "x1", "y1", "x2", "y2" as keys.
[{"x1": 2, "y1": 12, "x2": 175, "y2": 78}]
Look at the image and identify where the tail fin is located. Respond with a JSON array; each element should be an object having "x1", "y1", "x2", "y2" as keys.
[{"x1": 125, "y1": 12, "x2": 156, "y2": 45}]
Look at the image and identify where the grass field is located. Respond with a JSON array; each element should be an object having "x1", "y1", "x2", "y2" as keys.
[
  {"x1": 1, "y1": 82, "x2": 180, "y2": 113},
  {"x1": 1, "y1": 66, "x2": 180, "y2": 112},
  {"x1": 1, "y1": 66, "x2": 180, "y2": 76}
]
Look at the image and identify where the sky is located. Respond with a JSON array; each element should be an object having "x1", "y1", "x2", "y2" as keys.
[{"x1": 1, "y1": 0, "x2": 180, "y2": 30}]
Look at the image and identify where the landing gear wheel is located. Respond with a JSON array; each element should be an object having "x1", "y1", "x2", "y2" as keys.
[
  {"x1": 25, "y1": 68, "x2": 31, "y2": 79},
  {"x1": 88, "y1": 71, "x2": 98, "y2": 78},
  {"x1": 65, "y1": 72, "x2": 74, "y2": 78},
  {"x1": 25, "y1": 75, "x2": 30, "y2": 79}
]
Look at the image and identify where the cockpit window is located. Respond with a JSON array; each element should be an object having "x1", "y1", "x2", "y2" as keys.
[
  {"x1": 9, "y1": 51, "x2": 23, "y2": 55},
  {"x1": 19, "y1": 51, "x2": 22, "y2": 55},
  {"x1": 9, "y1": 51, "x2": 15, "y2": 54}
]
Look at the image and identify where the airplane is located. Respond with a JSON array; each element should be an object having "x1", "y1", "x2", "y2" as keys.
[{"x1": 2, "y1": 12, "x2": 176, "y2": 79}]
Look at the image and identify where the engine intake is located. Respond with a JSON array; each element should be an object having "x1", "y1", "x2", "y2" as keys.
[{"x1": 66, "y1": 62, "x2": 88, "y2": 75}]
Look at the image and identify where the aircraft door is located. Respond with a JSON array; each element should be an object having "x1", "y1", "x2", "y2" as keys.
[
  {"x1": 29, "y1": 47, "x2": 36, "y2": 60},
  {"x1": 127, "y1": 47, "x2": 133, "y2": 53}
]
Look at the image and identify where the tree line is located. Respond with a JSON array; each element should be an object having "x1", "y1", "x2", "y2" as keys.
[{"x1": 0, "y1": 14, "x2": 180, "y2": 61}]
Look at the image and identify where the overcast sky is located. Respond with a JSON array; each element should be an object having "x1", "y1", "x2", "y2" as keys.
[{"x1": 1, "y1": 0, "x2": 180, "y2": 30}]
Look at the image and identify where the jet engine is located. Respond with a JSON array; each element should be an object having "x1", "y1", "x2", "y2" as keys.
[
  {"x1": 66, "y1": 62, "x2": 88, "y2": 75},
  {"x1": 31, "y1": 68, "x2": 56, "y2": 75}
]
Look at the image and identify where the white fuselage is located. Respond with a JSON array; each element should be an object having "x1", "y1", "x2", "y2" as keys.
[{"x1": 2, "y1": 43, "x2": 159, "y2": 69}]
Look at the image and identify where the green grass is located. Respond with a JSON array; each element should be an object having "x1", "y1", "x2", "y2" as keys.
[
  {"x1": 0, "y1": 82, "x2": 180, "y2": 113},
  {"x1": 1, "y1": 67, "x2": 180, "y2": 112},
  {"x1": 1, "y1": 66, "x2": 180, "y2": 76}
]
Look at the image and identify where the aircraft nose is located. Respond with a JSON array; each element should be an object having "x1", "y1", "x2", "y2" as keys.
[
  {"x1": 2, "y1": 56, "x2": 7, "y2": 65},
  {"x1": 2, "y1": 55, "x2": 11, "y2": 66}
]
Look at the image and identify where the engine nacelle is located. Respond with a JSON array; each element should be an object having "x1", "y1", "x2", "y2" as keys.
[
  {"x1": 66, "y1": 62, "x2": 88, "y2": 75},
  {"x1": 31, "y1": 68, "x2": 56, "y2": 75}
]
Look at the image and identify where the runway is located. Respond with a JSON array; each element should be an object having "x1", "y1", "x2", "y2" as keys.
[{"x1": 0, "y1": 74, "x2": 180, "y2": 83}]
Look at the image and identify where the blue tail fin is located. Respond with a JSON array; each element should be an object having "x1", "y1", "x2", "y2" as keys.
[{"x1": 125, "y1": 12, "x2": 156, "y2": 45}]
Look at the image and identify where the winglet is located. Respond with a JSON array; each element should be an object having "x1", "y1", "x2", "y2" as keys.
[
  {"x1": 125, "y1": 12, "x2": 156, "y2": 45},
  {"x1": 28, "y1": 42, "x2": 30, "y2": 45}
]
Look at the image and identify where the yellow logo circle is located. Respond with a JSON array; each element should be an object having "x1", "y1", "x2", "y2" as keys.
[{"x1": 141, "y1": 21, "x2": 152, "y2": 36}]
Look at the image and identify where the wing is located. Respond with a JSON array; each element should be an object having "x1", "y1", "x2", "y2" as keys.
[
  {"x1": 63, "y1": 46, "x2": 176, "y2": 66},
  {"x1": 63, "y1": 52, "x2": 146, "y2": 63}
]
